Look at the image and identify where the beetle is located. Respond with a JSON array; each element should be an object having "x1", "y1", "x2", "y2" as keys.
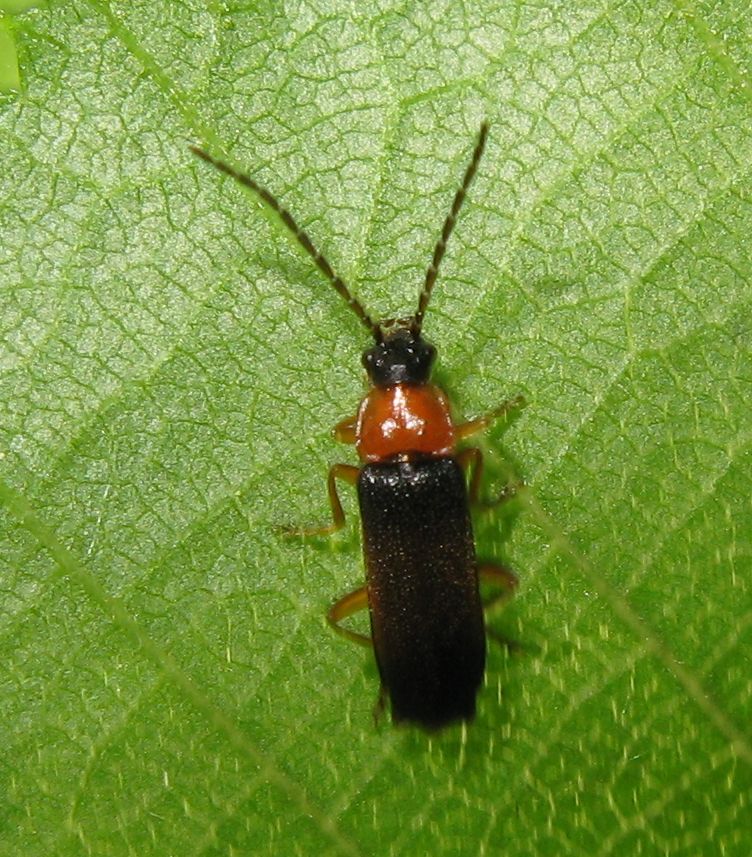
[{"x1": 191, "y1": 122, "x2": 524, "y2": 729}]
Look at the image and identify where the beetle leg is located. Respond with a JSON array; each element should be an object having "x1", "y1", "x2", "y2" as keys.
[
  {"x1": 456, "y1": 447, "x2": 523, "y2": 507},
  {"x1": 455, "y1": 394, "x2": 526, "y2": 440},
  {"x1": 456, "y1": 447, "x2": 484, "y2": 504},
  {"x1": 327, "y1": 585, "x2": 372, "y2": 647},
  {"x1": 478, "y1": 562, "x2": 524, "y2": 652},
  {"x1": 333, "y1": 414, "x2": 358, "y2": 444},
  {"x1": 284, "y1": 463, "x2": 360, "y2": 536},
  {"x1": 478, "y1": 562, "x2": 518, "y2": 606}
]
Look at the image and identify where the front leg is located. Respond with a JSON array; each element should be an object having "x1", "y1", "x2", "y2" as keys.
[
  {"x1": 333, "y1": 414, "x2": 357, "y2": 445},
  {"x1": 455, "y1": 394, "x2": 526, "y2": 441}
]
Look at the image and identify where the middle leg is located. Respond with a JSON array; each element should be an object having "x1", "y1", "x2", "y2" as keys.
[
  {"x1": 456, "y1": 446, "x2": 523, "y2": 508},
  {"x1": 283, "y1": 462, "x2": 360, "y2": 536}
]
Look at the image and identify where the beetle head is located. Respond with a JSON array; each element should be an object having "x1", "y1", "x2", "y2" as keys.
[{"x1": 362, "y1": 323, "x2": 436, "y2": 386}]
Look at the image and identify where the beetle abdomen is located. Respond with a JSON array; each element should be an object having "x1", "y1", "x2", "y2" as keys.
[{"x1": 357, "y1": 456, "x2": 485, "y2": 729}]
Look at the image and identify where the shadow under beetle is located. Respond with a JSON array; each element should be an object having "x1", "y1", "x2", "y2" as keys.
[{"x1": 191, "y1": 122, "x2": 525, "y2": 730}]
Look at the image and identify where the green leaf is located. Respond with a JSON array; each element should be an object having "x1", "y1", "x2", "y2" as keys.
[
  {"x1": 0, "y1": 2, "x2": 45, "y2": 92},
  {"x1": 0, "y1": 1, "x2": 44, "y2": 13},
  {"x1": 2, "y1": 1, "x2": 751, "y2": 854},
  {"x1": 0, "y1": 18, "x2": 20, "y2": 91}
]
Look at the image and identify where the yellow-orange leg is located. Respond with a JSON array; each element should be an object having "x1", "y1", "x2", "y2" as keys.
[
  {"x1": 327, "y1": 564, "x2": 517, "y2": 650},
  {"x1": 327, "y1": 585, "x2": 372, "y2": 647},
  {"x1": 333, "y1": 414, "x2": 357, "y2": 445},
  {"x1": 455, "y1": 394, "x2": 526, "y2": 441},
  {"x1": 284, "y1": 462, "x2": 360, "y2": 536},
  {"x1": 283, "y1": 412, "x2": 359, "y2": 536},
  {"x1": 328, "y1": 587, "x2": 386, "y2": 725}
]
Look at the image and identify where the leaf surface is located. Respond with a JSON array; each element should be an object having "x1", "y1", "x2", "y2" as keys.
[{"x1": 1, "y1": 1, "x2": 751, "y2": 854}]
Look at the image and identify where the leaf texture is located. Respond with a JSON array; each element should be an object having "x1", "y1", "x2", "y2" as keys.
[{"x1": 1, "y1": 1, "x2": 751, "y2": 854}]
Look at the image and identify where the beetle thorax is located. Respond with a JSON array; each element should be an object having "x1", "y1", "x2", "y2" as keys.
[{"x1": 355, "y1": 383, "x2": 455, "y2": 462}]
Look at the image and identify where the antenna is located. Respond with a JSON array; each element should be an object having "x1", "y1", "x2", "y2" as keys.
[
  {"x1": 190, "y1": 145, "x2": 382, "y2": 340},
  {"x1": 413, "y1": 121, "x2": 489, "y2": 334}
]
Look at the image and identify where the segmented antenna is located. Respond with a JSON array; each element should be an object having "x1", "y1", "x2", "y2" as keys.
[
  {"x1": 190, "y1": 145, "x2": 382, "y2": 340},
  {"x1": 413, "y1": 121, "x2": 489, "y2": 334}
]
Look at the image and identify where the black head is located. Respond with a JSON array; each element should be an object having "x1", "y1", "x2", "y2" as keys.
[{"x1": 362, "y1": 325, "x2": 436, "y2": 386}]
